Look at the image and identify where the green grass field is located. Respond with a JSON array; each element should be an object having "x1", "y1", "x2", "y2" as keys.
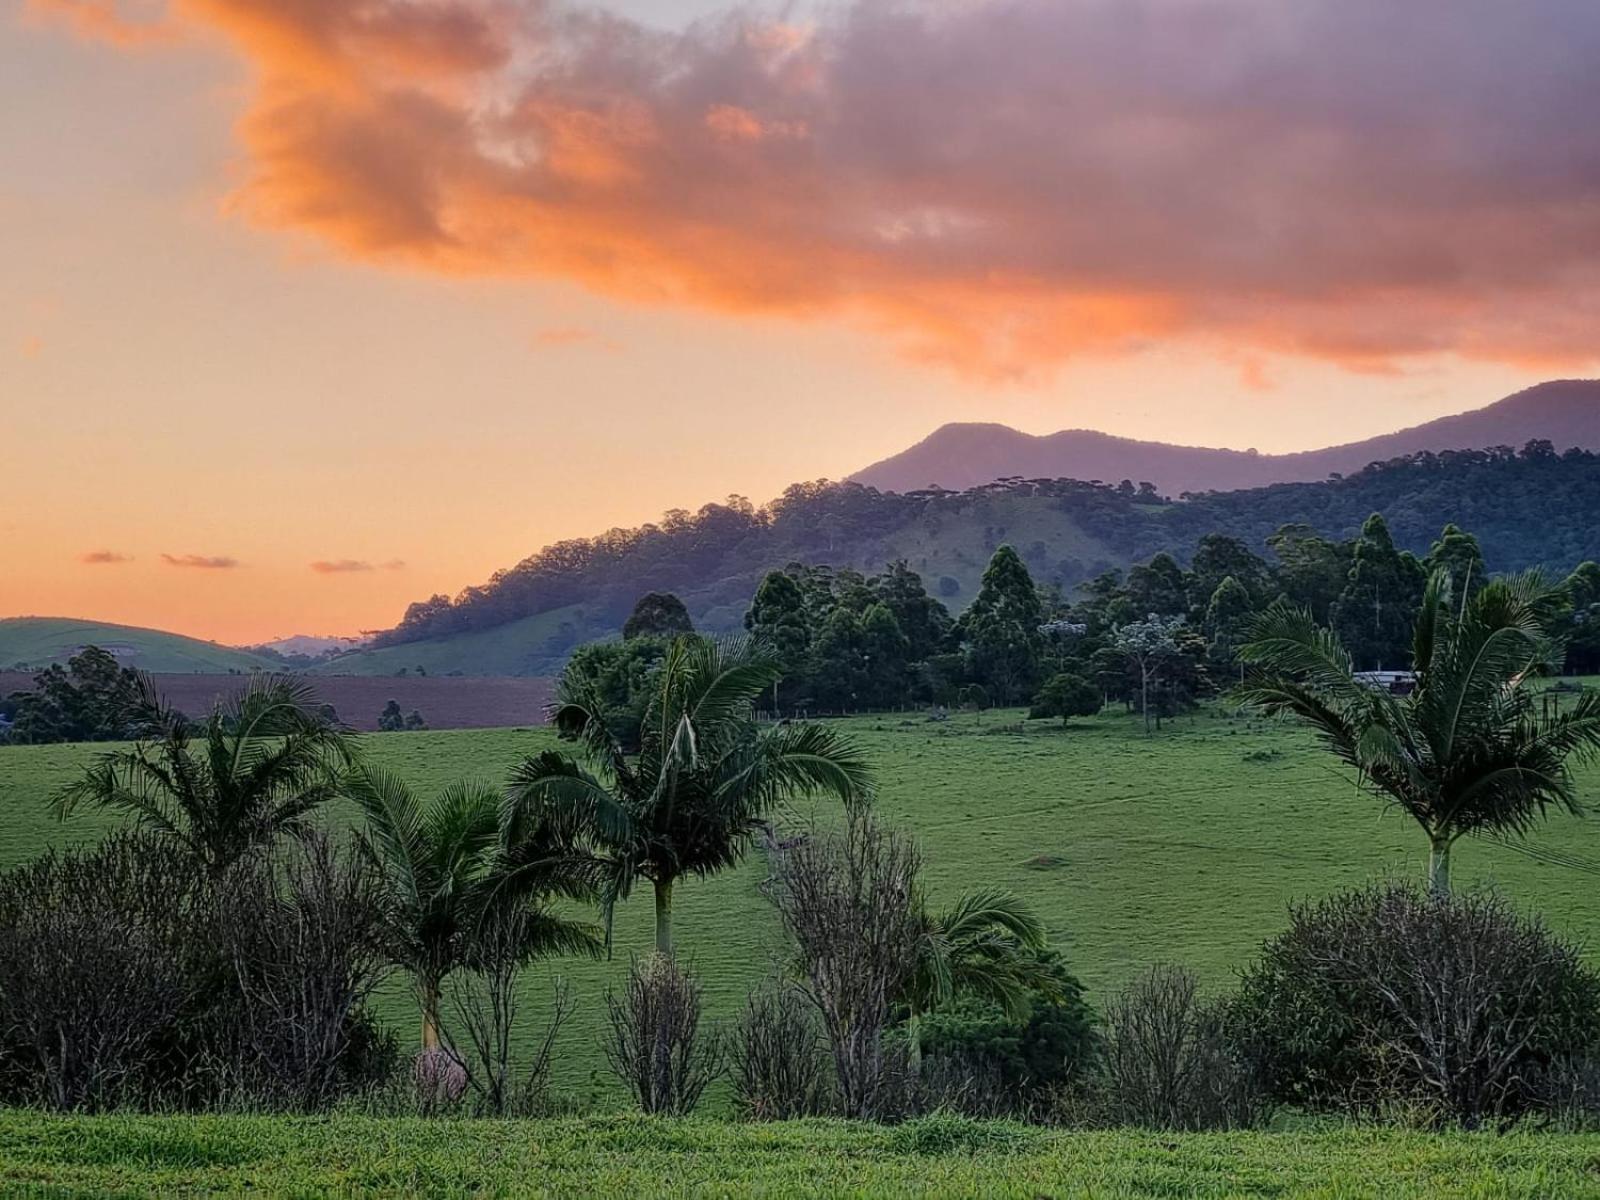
[
  {"x1": 0, "y1": 617, "x2": 279, "y2": 674},
  {"x1": 2, "y1": 1111, "x2": 1597, "y2": 1197},
  {"x1": 4, "y1": 705, "x2": 1600, "y2": 1105}
]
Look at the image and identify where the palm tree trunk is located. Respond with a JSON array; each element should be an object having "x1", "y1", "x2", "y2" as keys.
[
  {"x1": 420, "y1": 976, "x2": 441, "y2": 1051},
  {"x1": 906, "y1": 1010, "x2": 924, "y2": 1076},
  {"x1": 654, "y1": 877, "x2": 674, "y2": 958},
  {"x1": 1428, "y1": 833, "x2": 1452, "y2": 899}
]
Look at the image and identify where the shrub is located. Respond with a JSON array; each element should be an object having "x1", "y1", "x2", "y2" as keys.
[
  {"x1": 1028, "y1": 673, "x2": 1102, "y2": 725},
  {"x1": 917, "y1": 955, "x2": 1098, "y2": 1116},
  {"x1": 215, "y1": 835, "x2": 394, "y2": 1110},
  {"x1": 0, "y1": 834, "x2": 205, "y2": 1111},
  {"x1": 604, "y1": 955, "x2": 723, "y2": 1115},
  {"x1": 770, "y1": 814, "x2": 924, "y2": 1120},
  {"x1": 732, "y1": 974, "x2": 832, "y2": 1120},
  {"x1": 443, "y1": 908, "x2": 575, "y2": 1117},
  {"x1": 1233, "y1": 882, "x2": 1600, "y2": 1128},
  {"x1": 1074, "y1": 964, "x2": 1268, "y2": 1131}
]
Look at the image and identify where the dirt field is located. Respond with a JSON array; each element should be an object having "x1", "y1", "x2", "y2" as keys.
[{"x1": 0, "y1": 672, "x2": 553, "y2": 731}]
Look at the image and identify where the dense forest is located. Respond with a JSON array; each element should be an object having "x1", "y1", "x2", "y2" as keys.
[
  {"x1": 364, "y1": 443, "x2": 1600, "y2": 667},
  {"x1": 563, "y1": 516, "x2": 1600, "y2": 725}
]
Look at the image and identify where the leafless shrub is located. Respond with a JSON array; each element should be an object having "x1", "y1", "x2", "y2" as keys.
[
  {"x1": 1236, "y1": 883, "x2": 1600, "y2": 1128},
  {"x1": 604, "y1": 954, "x2": 723, "y2": 1115},
  {"x1": 0, "y1": 833, "x2": 203, "y2": 1111},
  {"x1": 769, "y1": 813, "x2": 924, "y2": 1120},
  {"x1": 1083, "y1": 964, "x2": 1268, "y2": 1131},
  {"x1": 444, "y1": 908, "x2": 574, "y2": 1117},
  {"x1": 732, "y1": 973, "x2": 832, "y2": 1120},
  {"x1": 218, "y1": 834, "x2": 393, "y2": 1110},
  {"x1": 1531, "y1": 1057, "x2": 1600, "y2": 1131}
]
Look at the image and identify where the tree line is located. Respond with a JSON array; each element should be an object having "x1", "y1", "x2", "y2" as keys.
[
  {"x1": 365, "y1": 441, "x2": 1600, "y2": 669},
  {"x1": 566, "y1": 514, "x2": 1598, "y2": 728}
]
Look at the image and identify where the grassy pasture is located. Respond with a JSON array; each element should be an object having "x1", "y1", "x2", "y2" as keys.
[
  {"x1": 2, "y1": 1111, "x2": 1598, "y2": 1197},
  {"x1": 3, "y1": 705, "x2": 1600, "y2": 1105}
]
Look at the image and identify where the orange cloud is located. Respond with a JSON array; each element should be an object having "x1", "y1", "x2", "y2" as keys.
[
  {"x1": 310, "y1": 558, "x2": 404, "y2": 573},
  {"x1": 33, "y1": 0, "x2": 1600, "y2": 379},
  {"x1": 162, "y1": 553, "x2": 240, "y2": 568},
  {"x1": 25, "y1": 0, "x2": 178, "y2": 47},
  {"x1": 79, "y1": 549, "x2": 132, "y2": 564}
]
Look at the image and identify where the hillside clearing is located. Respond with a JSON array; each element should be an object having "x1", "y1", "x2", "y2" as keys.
[{"x1": 0, "y1": 617, "x2": 278, "y2": 674}]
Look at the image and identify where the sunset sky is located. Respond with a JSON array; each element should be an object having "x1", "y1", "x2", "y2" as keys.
[{"x1": 4, "y1": 0, "x2": 1596, "y2": 645}]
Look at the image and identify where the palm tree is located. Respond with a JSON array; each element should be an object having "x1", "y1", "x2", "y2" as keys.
[
  {"x1": 54, "y1": 674, "x2": 352, "y2": 876},
  {"x1": 505, "y1": 635, "x2": 873, "y2": 958},
  {"x1": 901, "y1": 887, "x2": 1057, "y2": 1069},
  {"x1": 344, "y1": 765, "x2": 601, "y2": 1051},
  {"x1": 1237, "y1": 570, "x2": 1600, "y2": 896}
]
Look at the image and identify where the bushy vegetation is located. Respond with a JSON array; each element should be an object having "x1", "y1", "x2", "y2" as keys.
[
  {"x1": 5, "y1": 570, "x2": 1600, "y2": 1165},
  {"x1": 1234, "y1": 883, "x2": 1600, "y2": 1128},
  {"x1": 0, "y1": 647, "x2": 167, "y2": 745}
]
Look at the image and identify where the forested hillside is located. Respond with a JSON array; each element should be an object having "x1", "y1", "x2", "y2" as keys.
[{"x1": 345, "y1": 443, "x2": 1600, "y2": 675}]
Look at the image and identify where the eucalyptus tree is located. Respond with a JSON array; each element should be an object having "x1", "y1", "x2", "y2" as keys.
[
  {"x1": 1237, "y1": 570, "x2": 1600, "y2": 896},
  {"x1": 505, "y1": 635, "x2": 872, "y2": 957},
  {"x1": 54, "y1": 675, "x2": 352, "y2": 877},
  {"x1": 1114, "y1": 614, "x2": 1187, "y2": 735}
]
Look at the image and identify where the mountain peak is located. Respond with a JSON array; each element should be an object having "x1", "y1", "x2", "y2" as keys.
[{"x1": 849, "y1": 380, "x2": 1600, "y2": 496}]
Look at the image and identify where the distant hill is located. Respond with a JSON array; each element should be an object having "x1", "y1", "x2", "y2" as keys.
[
  {"x1": 250, "y1": 634, "x2": 367, "y2": 659},
  {"x1": 347, "y1": 442, "x2": 1600, "y2": 676},
  {"x1": 0, "y1": 618, "x2": 280, "y2": 674},
  {"x1": 849, "y1": 380, "x2": 1600, "y2": 495}
]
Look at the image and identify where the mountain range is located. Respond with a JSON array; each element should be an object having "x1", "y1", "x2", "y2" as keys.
[
  {"x1": 10, "y1": 380, "x2": 1600, "y2": 679},
  {"x1": 849, "y1": 380, "x2": 1600, "y2": 496}
]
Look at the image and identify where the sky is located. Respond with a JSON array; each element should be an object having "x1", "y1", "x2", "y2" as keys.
[{"x1": 3, "y1": 0, "x2": 1596, "y2": 645}]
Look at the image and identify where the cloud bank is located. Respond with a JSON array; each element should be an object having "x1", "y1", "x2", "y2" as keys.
[
  {"x1": 33, "y1": 0, "x2": 1600, "y2": 377},
  {"x1": 79, "y1": 549, "x2": 132, "y2": 564}
]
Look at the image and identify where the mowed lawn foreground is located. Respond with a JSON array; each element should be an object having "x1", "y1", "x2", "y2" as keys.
[
  {"x1": 3, "y1": 1111, "x2": 1600, "y2": 1198},
  {"x1": 4, "y1": 706, "x2": 1600, "y2": 1101}
]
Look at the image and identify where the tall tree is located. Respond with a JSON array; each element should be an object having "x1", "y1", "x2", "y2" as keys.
[
  {"x1": 1266, "y1": 524, "x2": 1350, "y2": 624},
  {"x1": 1189, "y1": 534, "x2": 1271, "y2": 612},
  {"x1": 55, "y1": 676, "x2": 352, "y2": 877},
  {"x1": 962, "y1": 545, "x2": 1047, "y2": 704},
  {"x1": 810, "y1": 607, "x2": 870, "y2": 710},
  {"x1": 860, "y1": 603, "x2": 911, "y2": 708},
  {"x1": 1203, "y1": 576, "x2": 1254, "y2": 676},
  {"x1": 1124, "y1": 553, "x2": 1190, "y2": 619},
  {"x1": 505, "y1": 636, "x2": 872, "y2": 957},
  {"x1": 1238, "y1": 571, "x2": 1600, "y2": 896},
  {"x1": 744, "y1": 571, "x2": 811, "y2": 710},
  {"x1": 344, "y1": 766, "x2": 600, "y2": 1051},
  {"x1": 1424, "y1": 524, "x2": 1487, "y2": 602},
  {"x1": 623, "y1": 592, "x2": 695, "y2": 641},
  {"x1": 1331, "y1": 514, "x2": 1427, "y2": 670},
  {"x1": 556, "y1": 637, "x2": 669, "y2": 751},
  {"x1": 872, "y1": 561, "x2": 953, "y2": 664},
  {"x1": 1113, "y1": 614, "x2": 1187, "y2": 736}
]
